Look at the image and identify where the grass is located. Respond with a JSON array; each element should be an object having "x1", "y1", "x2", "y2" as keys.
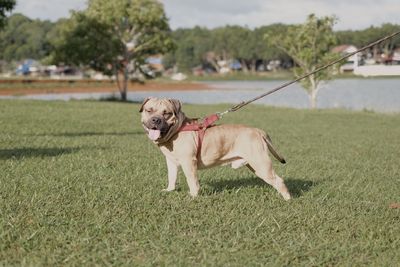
[{"x1": 0, "y1": 99, "x2": 399, "y2": 266}]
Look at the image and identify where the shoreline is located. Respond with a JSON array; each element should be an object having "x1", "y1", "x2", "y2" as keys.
[
  {"x1": 2, "y1": 74, "x2": 400, "y2": 96},
  {"x1": 0, "y1": 81, "x2": 211, "y2": 96}
]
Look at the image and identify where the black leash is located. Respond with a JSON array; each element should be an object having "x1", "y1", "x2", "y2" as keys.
[{"x1": 216, "y1": 30, "x2": 400, "y2": 118}]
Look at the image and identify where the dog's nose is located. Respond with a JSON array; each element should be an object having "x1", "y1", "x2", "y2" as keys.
[{"x1": 151, "y1": 117, "x2": 161, "y2": 125}]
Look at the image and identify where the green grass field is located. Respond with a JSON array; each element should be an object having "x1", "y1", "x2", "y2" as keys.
[{"x1": 1, "y1": 100, "x2": 399, "y2": 266}]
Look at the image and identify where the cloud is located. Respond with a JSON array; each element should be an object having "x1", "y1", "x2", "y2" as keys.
[
  {"x1": 162, "y1": 0, "x2": 400, "y2": 30},
  {"x1": 14, "y1": 0, "x2": 86, "y2": 21},
  {"x1": 13, "y1": 0, "x2": 400, "y2": 30}
]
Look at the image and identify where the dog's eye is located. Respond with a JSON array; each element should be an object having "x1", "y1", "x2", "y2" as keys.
[
  {"x1": 163, "y1": 111, "x2": 173, "y2": 117},
  {"x1": 145, "y1": 109, "x2": 152, "y2": 113}
]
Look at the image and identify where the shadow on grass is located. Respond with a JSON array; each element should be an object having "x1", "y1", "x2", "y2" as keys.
[
  {"x1": 32, "y1": 131, "x2": 142, "y2": 137},
  {"x1": 0, "y1": 147, "x2": 81, "y2": 160},
  {"x1": 207, "y1": 177, "x2": 316, "y2": 198},
  {"x1": 285, "y1": 178, "x2": 317, "y2": 198}
]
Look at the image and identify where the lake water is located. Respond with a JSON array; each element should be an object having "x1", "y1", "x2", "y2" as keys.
[{"x1": 2, "y1": 79, "x2": 400, "y2": 113}]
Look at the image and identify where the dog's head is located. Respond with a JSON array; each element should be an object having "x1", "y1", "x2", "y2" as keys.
[{"x1": 139, "y1": 97, "x2": 184, "y2": 143}]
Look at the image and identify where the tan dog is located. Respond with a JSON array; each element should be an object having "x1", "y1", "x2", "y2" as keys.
[{"x1": 140, "y1": 97, "x2": 291, "y2": 200}]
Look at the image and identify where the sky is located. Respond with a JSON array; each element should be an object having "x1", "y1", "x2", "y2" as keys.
[{"x1": 13, "y1": 0, "x2": 400, "y2": 30}]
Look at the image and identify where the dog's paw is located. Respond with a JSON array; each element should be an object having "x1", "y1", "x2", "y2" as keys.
[
  {"x1": 161, "y1": 188, "x2": 175, "y2": 192},
  {"x1": 188, "y1": 190, "x2": 199, "y2": 197},
  {"x1": 282, "y1": 192, "x2": 292, "y2": 201}
]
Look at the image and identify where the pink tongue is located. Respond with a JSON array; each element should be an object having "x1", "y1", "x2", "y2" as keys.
[{"x1": 148, "y1": 129, "x2": 161, "y2": 140}]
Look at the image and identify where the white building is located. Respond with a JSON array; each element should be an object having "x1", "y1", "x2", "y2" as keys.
[{"x1": 332, "y1": 45, "x2": 359, "y2": 73}]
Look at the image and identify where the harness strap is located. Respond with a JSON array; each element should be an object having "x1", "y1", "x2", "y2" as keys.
[{"x1": 179, "y1": 114, "x2": 219, "y2": 158}]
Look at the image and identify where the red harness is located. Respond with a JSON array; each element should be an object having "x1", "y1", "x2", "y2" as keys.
[{"x1": 178, "y1": 114, "x2": 220, "y2": 158}]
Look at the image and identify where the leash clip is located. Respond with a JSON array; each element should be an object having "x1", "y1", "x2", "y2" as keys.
[{"x1": 216, "y1": 110, "x2": 229, "y2": 118}]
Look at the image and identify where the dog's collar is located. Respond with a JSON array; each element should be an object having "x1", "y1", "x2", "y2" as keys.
[{"x1": 179, "y1": 114, "x2": 220, "y2": 158}]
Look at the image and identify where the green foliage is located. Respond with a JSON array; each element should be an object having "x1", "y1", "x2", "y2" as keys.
[
  {"x1": 266, "y1": 14, "x2": 339, "y2": 108},
  {"x1": 0, "y1": 5, "x2": 399, "y2": 81},
  {"x1": 1, "y1": 100, "x2": 400, "y2": 265},
  {"x1": 85, "y1": 0, "x2": 175, "y2": 56},
  {"x1": 337, "y1": 23, "x2": 400, "y2": 55},
  {"x1": 0, "y1": 14, "x2": 54, "y2": 61},
  {"x1": 0, "y1": 0, "x2": 15, "y2": 28},
  {"x1": 211, "y1": 25, "x2": 250, "y2": 59},
  {"x1": 257, "y1": 24, "x2": 292, "y2": 60},
  {"x1": 51, "y1": 0, "x2": 175, "y2": 100},
  {"x1": 156, "y1": 22, "x2": 400, "y2": 74},
  {"x1": 164, "y1": 27, "x2": 212, "y2": 71},
  {"x1": 267, "y1": 14, "x2": 338, "y2": 92},
  {"x1": 50, "y1": 13, "x2": 123, "y2": 75},
  {"x1": 163, "y1": 23, "x2": 297, "y2": 73},
  {"x1": 337, "y1": 23, "x2": 400, "y2": 47}
]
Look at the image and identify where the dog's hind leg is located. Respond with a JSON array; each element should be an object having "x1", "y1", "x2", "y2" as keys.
[{"x1": 246, "y1": 155, "x2": 291, "y2": 200}]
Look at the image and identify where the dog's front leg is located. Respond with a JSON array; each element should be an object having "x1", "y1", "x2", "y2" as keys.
[
  {"x1": 180, "y1": 158, "x2": 200, "y2": 197},
  {"x1": 163, "y1": 157, "x2": 179, "y2": 192}
]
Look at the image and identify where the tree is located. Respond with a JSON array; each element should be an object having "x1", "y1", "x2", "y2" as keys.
[
  {"x1": 163, "y1": 27, "x2": 212, "y2": 72},
  {"x1": 52, "y1": 0, "x2": 174, "y2": 101},
  {"x1": 0, "y1": 0, "x2": 15, "y2": 29},
  {"x1": 266, "y1": 14, "x2": 339, "y2": 109},
  {"x1": 50, "y1": 14, "x2": 123, "y2": 76},
  {"x1": 257, "y1": 24, "x2": 293, "y2": 63},
  {"x1": 240, "y1": 25, "x2": 292, "y2": 72},
  {"x1": 336, "y1": 24, "x2": 400, "y2": 62},
  {"x1": 208, "y1": 26, "x2": 249, "y2": 72},
  {"x1": 0, "y1": 14, "x2": 54, "y2": 61},
  {"x1": 163, "y1": 24, "x2": 294, "y2": 75}
]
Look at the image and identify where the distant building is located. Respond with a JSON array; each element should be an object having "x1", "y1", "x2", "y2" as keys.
[
  {"x1": 331, "y1": 45, "x2": 400, "y2": 77},
  {"x1": 16, "y1": 59, "x2": 40, "y2": 76},
  {"x1": 392, "y1": 48, "x2": 400, "y2": 64},
  {"x1": 332, "y1": 45, "x2": 359, "y2": 73}
]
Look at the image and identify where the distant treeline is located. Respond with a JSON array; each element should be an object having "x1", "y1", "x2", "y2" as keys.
[
  {"x1": 1, "y1": 13, "x2": 400, "y2": 72},
  {"x1": 0, "y1": 14, "x2": 56, "y2": 63},
  {"x1": 163, "y1": 24, "x2": 400, "y2": 72}
]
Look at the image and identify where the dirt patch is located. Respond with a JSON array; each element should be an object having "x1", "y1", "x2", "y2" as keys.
[
  {"x1": 0, "y1": 81, "x2": 211, "y2": 96},
  {"x1": 389, "y1": 203, "x2": 400, "y2": 209}
]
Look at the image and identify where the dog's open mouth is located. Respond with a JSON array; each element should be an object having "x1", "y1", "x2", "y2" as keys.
[
  {"x1": 148, "y1": 128, "x2": 161, "y2": 141},
  {"x1": 143, "y1": 125, "x2": 163, "y2": 141},
  {"x1": 143, "y1": 120, "x2": 171, "y2": 142}
]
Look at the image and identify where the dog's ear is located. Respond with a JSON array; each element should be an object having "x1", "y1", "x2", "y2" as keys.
[
  {"x1": 168, "y1": 99, "x2": 182, "y2": 115},
  {"x1": 139, "y1": 97, "x2": 151, "y2": 113}
]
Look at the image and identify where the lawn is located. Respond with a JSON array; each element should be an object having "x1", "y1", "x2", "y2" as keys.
[{"x1": 1, "y1": 99, "x2": 399, "y2": 266}]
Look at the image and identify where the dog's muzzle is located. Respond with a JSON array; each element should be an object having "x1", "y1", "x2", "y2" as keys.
[{"x1": 143, "y1": 116, "x2": 170, "y2": 141}]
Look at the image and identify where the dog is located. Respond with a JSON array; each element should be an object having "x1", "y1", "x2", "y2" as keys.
[{"x1": 140, "y1": 97, "x2": 291, "y2": 200}]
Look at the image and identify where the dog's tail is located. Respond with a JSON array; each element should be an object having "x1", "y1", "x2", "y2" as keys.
[{"x1": 262, "y1": 134, "x2": 286, "y2": 164}]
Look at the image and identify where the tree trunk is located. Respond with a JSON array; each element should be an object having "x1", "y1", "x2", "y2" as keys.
[
  {"x1": 240, "y1": 60, "x2": 249, "y2": 73},
  {"x1": 308, "y1": 74, "x2": 319, "y2": 109},
  {"x1": 309, "y1": 90, "x2": 317, "y2": 109},
  {"x1": 116, "y1": 69, "x2": 122, "y2": 94},
  {"x1": 120, "y1": 89, "x2": 127, "y2": 101},
  {"x1": 251, "y1": 59, "x2": 257, "y2": 73},
  {"x1": 208, "y1": 58, "x2": 220, "y2": 73},
  {"x1": 115, "y1": 67, "x2": 128, "y2": 101},
  {"x1": 121, "y1": 64, "x2": 128, "y2": 101}
]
